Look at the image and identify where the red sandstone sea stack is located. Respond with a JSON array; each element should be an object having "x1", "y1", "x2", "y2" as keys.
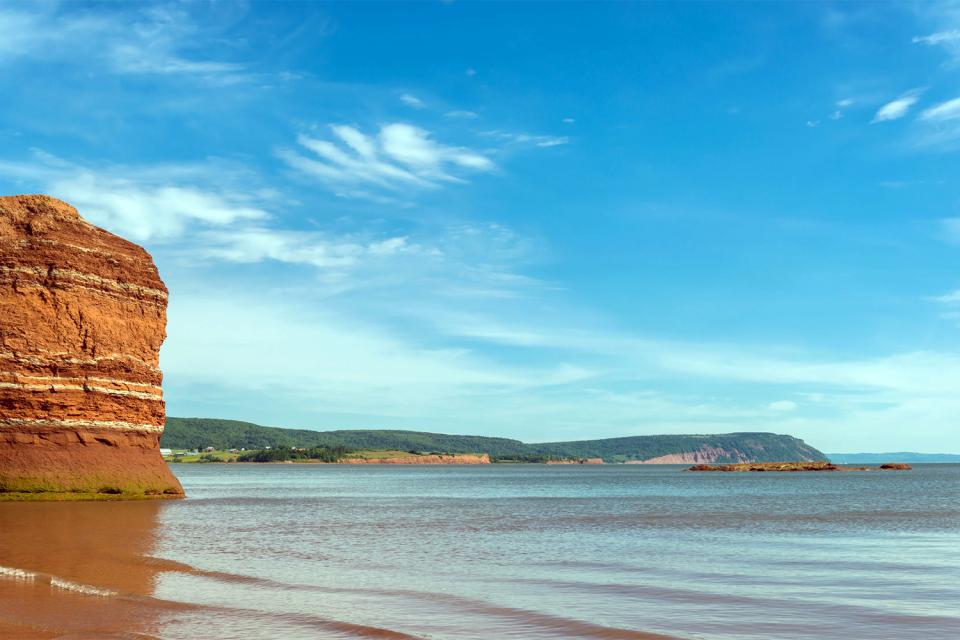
[{"x1": 0, "y1": 195, "x2": 183, "y2": 499}]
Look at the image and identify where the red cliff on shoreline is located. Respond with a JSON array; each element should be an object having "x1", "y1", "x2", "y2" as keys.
[{"x1": 0, "y1": 195, "x2": 183, "y2": 499}]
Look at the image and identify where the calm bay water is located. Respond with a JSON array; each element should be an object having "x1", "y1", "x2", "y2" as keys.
[{"x1": 1, "y1": 464, "x2": 959, "y2": 639}]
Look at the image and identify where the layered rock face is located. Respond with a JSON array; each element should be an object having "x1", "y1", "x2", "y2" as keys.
[
  {"x1": 627, "y1": 445, "x2": 752, "y2": 465},
  {"x1": 0, "y1": 195, "x2": 183, "y2": 498}
]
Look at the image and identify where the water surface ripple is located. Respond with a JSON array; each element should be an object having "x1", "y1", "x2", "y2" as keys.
[{"x1": 0, "y1": 464, "x2": 957, "y2": 639}]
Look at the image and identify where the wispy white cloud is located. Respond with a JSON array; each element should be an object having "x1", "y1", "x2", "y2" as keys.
[
  {"x1": 913, "y1": 29, "x2": 960, "y2": 45},
  {"x1": 0, "y1": 6, "x2": 109, "y2": 61},
  {"x1": 482, "y1": 130, "x2": 571, "y2": 148},
  {"x1": 872, "y1": 90, "x2": 923, "y2": 123},
  {"x1": 535, "y1": 138, "x2": 569, "y2": 148},
  {"x1": 281, "y1": 123, "x2": 495, "y2": 199},
  {"x1": 942, "y1": 218, "x2": 960, "y2": 242},
  {"x1": 911, "y1": 4, "x2": 960, "y2": 66},
  {"x1": 418, "y1": 307, "x2": 960, "y2": 403},
  {"x1": 828, "y1": 98, "x2": 854, "y2": 121},
  {"x1": 109, "y1": 44, "x2": 242, "y2": 78},
  {"x1": 400, "y1": 93, "x2": 425, "y2": 109},
  {"x1": 927, "y1": 283, "x2": 960, "y2": 326},
  {"x1": 0, "y1": 150, "x2": 266, "y2": 241},
  {"x1": 445, "y1": 110, "x2": 478, "y2": 119},
  {"x1": 0, "y1": 150, "x2": 526, "y2": 305},
  {"x1": 381, "y1": 123, "x2": 493, "y2": 170},
  {"x1": 0, "y1": 3, "x2": 246, "y2": 82},
  {"x1": 198, "y1": 228, "x2": 417, "y2": 268},
  {"x1": 58, "y1": 177, "x2": 266, "y2": 242},
  {"x1": 931, "y1": 289, "x2": 960, "y2": 305},
  {"x1": 768, "y1": 400, "x2": 798, "y2": 412},
  {"x1": 163, "y1": 290, "x2": 598, "y2": 429},
  {"x1": 920, "y1": 96, "x2": 960, "y2": 121},
  {"x1": 653, "y1": 345, "x2": 960, "y2": 396}
]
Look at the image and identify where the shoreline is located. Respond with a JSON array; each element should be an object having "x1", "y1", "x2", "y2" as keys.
[
  {"x1": 167, "y1": 452, "x2": 492, "y2": 465},
  {"x1": 0, "y1": 491, "x2": 183, "y2": 502}
]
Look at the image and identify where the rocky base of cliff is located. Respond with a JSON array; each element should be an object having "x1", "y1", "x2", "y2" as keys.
[{"x1": 0, "y1": 428, "x2": 184, "y2": 499}]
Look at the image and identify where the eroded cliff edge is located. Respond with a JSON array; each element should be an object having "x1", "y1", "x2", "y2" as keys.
[{"x1": 0, "y1": 195, "x2": 184, "y2": 499}]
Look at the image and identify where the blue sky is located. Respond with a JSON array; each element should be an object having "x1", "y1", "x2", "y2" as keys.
[{"x1": 2, "y1": 1, "x2": 960, "y2": 451}]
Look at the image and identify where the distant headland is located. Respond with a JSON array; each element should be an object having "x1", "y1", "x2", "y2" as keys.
[{"x1": 162, "y1": 417, "x2": 828, "y2": 465}]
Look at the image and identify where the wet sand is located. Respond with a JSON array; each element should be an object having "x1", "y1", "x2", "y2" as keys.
[
  {"x1": 0, "y1": 501, "x2": 441, "y2": 639},
  {"x1": 0, "y1": 501, "x2": 171, "y2": 638},
  {"x1": 0, "y1": 498, "x2": 670, "y2": 639}
]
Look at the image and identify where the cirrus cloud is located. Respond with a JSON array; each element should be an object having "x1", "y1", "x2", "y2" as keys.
[
  {"x1": 280, "y1": 123, "x2": 495, "y2": 199},
  {"x1": 871, "y1": 90, "x2": 923, "y2": 123},
  {"x1": 920, "y1": 96, "x2": 960, "y2": 121}
]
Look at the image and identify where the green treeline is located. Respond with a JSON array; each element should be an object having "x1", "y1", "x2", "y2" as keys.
[
  {"x1": 491, "y1": 454, "x2": 566, "y2": 463},
  {"x1": 163, "y1": 418, "x2": 526, "y2": 456},
  {"x1": 236, "y1": 445, "x2": 352, "y2": 463}
]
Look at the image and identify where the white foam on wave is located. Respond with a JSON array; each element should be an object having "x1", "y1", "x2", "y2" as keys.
[
  {"x1": 0, "y1": 564, "x2": 117, "y2": 596},
  {"x1": 0, "y1": 565, "x2": 38, "y2": 582},
  {"x1": 50, "y1": 577, "x2": 118, "y2": 597}
]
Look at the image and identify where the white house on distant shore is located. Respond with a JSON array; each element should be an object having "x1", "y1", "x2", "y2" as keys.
[{"x1": 160, "y1": 448, "x2": 172, "y2": 456}]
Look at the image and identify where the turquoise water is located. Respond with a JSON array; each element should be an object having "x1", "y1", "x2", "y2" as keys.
[
  {"x1": 1, "y1": 464, "x2": 958, "y2": 639},
  {"x1": 150, "y1": 464, "x2": 960, "y2": 639}
]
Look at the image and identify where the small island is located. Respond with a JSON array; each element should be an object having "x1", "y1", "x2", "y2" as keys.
[{"x1": 688, "y1": 461, "x2": 912, "y2": 472}]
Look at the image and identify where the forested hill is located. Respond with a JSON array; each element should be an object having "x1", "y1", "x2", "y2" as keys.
[
  {"x1": 529, "y1": 433, "x2": 826, "y2": 463},
  {"x1": 163, "y1": 418, "x2": 827, "y2": 463},
  {"x1": 163, "y1": 418, "x2": 526, "y2": 457}
]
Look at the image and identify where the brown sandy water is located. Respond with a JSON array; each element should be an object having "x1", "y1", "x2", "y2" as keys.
[
  {"x1": 0, "y1": 500, "x2": 426, "y2": 639},
  {"x1": 1, "y1": 464, "x2": 959, "y2": 639}
]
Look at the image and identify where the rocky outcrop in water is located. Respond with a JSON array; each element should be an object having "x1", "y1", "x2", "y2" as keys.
[
  {"x1": 0, "y1": 195, "x2": 183, "y2": 499},
  {"x1": 688, "y1": 461, "x2": 913, "y2": 472},
  {"x1": 689, "y1": 462, "x2": 840, "y2": 472}
]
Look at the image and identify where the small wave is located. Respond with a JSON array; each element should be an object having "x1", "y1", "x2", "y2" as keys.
[
  {"x1": 50, "y1": 577, "x2": 118, "y2": 597},
  {"x1": 0, "y1": 565, "x2": 38, "y2": 582},
  {"x1": 0, "y1": 562, "x2": 420, "y2": 639},
  {"x1": 0, "y1": 557, "x2": 433, "y2": 639},
  {"x1": 0, "y1": 564, "x2": 116, "y2": 597},
  {"x1": 155, "y1": 561, "x2": 671, "y2": 638}
]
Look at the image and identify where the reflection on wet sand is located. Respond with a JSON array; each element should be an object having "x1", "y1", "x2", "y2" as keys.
[{"x1": 0, "y1": 500, "x2": 171, "y2": 639}]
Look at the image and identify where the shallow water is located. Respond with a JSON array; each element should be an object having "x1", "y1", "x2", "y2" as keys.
[{"x1": 1, "y1": 464, "x2": 958, "y2": 639}]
